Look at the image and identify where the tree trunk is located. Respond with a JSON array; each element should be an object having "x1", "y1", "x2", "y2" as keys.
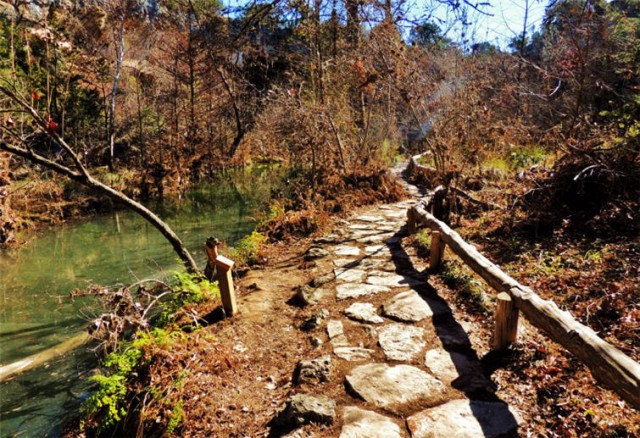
[
  {"x1": 109, "y1": 23, "x2": 125, "y2": 171},
  {"x1": 0, "y1": 86, "x2": 200, "y2": 274}
]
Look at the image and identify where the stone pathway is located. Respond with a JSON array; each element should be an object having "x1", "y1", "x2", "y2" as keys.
[{"x1": 273, "y1": 165, "x2": 523, "y2": 437}]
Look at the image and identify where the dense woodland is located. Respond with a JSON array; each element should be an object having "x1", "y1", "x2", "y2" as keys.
[
  {"x1": 0, "y1": 0, "x2": 639, "y2": 436},
  {"x1": 1, "y1": 0, "x2": 637, "y2": 242}
]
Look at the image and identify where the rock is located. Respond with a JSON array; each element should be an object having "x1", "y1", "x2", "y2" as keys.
[
  {"x1": 382, "y1": 291, "x2": 433, "y2": 322},
  {"x1": 366, "y1": 272, "x2": 412, "y2": 288},
  {"x1": 310, "y1": 273, "x2": 334, "y2": 287},
  {"x1": 334, "y1": 258, "x2": 359, "y2": 268},
  {"x1": 334, "y1": 245, "x2": 361, "y2": 257},
  {"x1": 333, "y1": 346, "x2": 375, "y2": 361},
  {"x1": 343, "y1": 302, "x2": 384, "y2": 324},
  {"x1": 326, "y1": 320, "x2": 344, "y2": 339},
  {"x1": 350, "y1": 230, "x2": 379, "y2": 240},
  {"x1": 345, "y1": 363, "x2": 447, "y2": 415},
  {"x1": 340, "y1": 407, "x2": 401, "y2": 438},
  {"x1": 375, "y1": 224, "x2": 398, "y2": 232},
  {"x1": 364, "y1": 244, "x2": 386, "y2": 255},
  {"x1": 378, "y1": 324, "x2": 426, "y2": 361},
  {"x1": 309, "y1": 336, "x2": 323, "y2": 348},
  {"x1": 336, "y1": 284, "x2": 390, "y2": 300},
  {"x1": 271, "y1": 394, "x2": 336, "y2": 429},
  {"x1": 294, "y1": 355, "x2": 332, "y2": 384},
  {"x1": 335, "y1": 268, "x2": 367, "y2": 283},
  {"x1": 327, "y1": 320, "x2": 349, "y2": 346},
  {"x1": 384, "y1": 210, "x2": 407, "y2": 219},
  {"x1": 349, "y1": 223, "x2": 371, "y2": 230},
  {"x1": 407, "y1": 399, "x2": 523, "y2": 438},
  {"x1": 296, "y1": 285, "x2": 328, "y2": 305},
  {"x1": 356, "y1": 215, "x2": 384, "y2": 222},
  {"x1": 358, "y1": 234, "x2": 386, "y2": 244},
  {"x1": 305, "y1": 246, "x2": 330, "y2": 261},
  {"x1": 300, "y1": 309, "x2": 330, "y2": 332},
  {"x1": 282, "y1": 428, "x2": 314, "y2": 438},
  {"x1": 315, "y1": 234, "x2": 344, "y2": 244},
  {"x1": 424, "y1": 349, "x2": 495, "y2": 393},
  {"x1": 438, "y1": 325, "x2": 472, "y2": 349}
]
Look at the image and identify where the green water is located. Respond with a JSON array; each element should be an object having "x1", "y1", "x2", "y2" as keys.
[{"x1": 0, "y1": 166, "x2": 283, "y2": 436}]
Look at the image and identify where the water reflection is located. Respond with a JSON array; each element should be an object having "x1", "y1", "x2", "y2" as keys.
[{"x1": 0, "y1": 165, "x2": 283, "y2": 436}]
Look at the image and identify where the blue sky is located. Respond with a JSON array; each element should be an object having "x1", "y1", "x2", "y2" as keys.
[
  {"x1": 411, "y1": 0, "x2": 548, "y2": 48},
  {"x1": 470, "y1": 0, "x2": 548, "y2": 46},
  {"x1": 221, "y1": 0, "x2": 549, "y2": 49}
]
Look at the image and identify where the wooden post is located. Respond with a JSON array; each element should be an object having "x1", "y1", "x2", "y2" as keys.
[
  {"x1": 493, "y1": 292, "x2": 519, "y2": 351},
  {"x1": 407, "y1": 208, "x2": 417, "y2": 234},
  {"x1": 204, "y1": 237, "x2": 220, "y2": 281},
  {"x1": 215, "y1": 255, "x2": 238, "y2": 317},
  {"x1": 429, "y1": 231, "x2": 445, "y2": 271}
]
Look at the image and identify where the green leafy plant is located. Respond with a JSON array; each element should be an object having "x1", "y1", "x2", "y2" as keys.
[
  {"x1": 228, "y1": 231, "x2": 267, "y2": 265},
  {"x1": 414, "y1": 230, "x2": 432, "y2": 256},
  {"x1": 439, "y1": 260, "x2": 493, "y2": 314},
  {"x1": 166, "y1": 400, "x2": 184, "y2": 434}
]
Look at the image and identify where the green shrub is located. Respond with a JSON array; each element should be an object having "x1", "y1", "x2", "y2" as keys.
[{"x1": 228, "y1": 231, "x2": 267, "y2": 265}]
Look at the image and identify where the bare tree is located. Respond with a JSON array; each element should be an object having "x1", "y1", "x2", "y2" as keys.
[{"x1": 0, "y1": 85, "x2": 200, "y2": 274}]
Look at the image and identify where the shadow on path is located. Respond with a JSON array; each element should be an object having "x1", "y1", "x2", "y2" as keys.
[{"x1": 383, "y1": 225, "x2": 521, "y2": 436}]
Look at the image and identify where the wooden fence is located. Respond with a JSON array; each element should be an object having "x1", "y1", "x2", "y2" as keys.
[{"x1": 407, "y1": 186, "x2": 640, "y2": 410}]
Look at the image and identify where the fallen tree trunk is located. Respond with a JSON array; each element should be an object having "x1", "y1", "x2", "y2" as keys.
[
  {"x1": 0, "y1": 332, "x2": 91, "y2": 382},
  {"x1": 410, "y1": 201, "x2": 640, "y2": 409}
]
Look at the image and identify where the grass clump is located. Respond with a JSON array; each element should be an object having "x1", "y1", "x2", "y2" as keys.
[
  {"x1": 228, "y1": 231, "x2": 267, "y2": 266},
  {"x1": 414, "y1": 230, "x2": 432, "y2": 257},
  {"x1": 439, "y1": 260, "x2": 493, "y2": 315}
]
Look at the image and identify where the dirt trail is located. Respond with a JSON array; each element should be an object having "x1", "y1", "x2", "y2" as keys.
[{"x1": 177, "y1": 165, "x2": 523, "y2": 437}]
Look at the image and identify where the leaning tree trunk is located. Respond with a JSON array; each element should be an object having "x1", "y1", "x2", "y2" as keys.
[{"x1": 0, "y1": 86, "x2": 199, "y2": 274}]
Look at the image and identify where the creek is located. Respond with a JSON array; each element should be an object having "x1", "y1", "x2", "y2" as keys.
[{"x1": 0, "y1": 166, "x2": 284, "y2": 436}]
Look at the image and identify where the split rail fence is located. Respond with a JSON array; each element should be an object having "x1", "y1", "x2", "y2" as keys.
[{"x1": 405, "y1": 158, "x2": 640, "y2": 410}]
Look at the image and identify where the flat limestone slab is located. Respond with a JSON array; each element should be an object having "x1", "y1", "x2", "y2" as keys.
[
  {"x1": 424, "y1": 349, "x2": 495, "y2": 393},
  {"x1": 378, "y1": 324, "x2": 426, "y2": 361},
  {"x1": 327, "y1": 320, "x2": 344, "y2": 339},
  {"x1": 356, "y1": 215, "x2": 384, "y2": 223},
  {"x1": 345, "y1": 363, "x2": 447, "y2": 415},
  {"x1": 383, "y1": 291, "x2": 434, "y2": 322},
  {"x1": 335, "y1": 268, "x2": 367, "y2": 283},
  {"x1": 334, "y1": 258, "x2": 359, "y2": 268},
  {"x1": 339, "y1": 407, "x2": 401, "y2": 438},
  {"x1": 343, "y1": 302, "x2": 384, "y2": 324},
  {"x1": 407, "y1": 399, "x2": 523, "y2": 438},
  {"x1": 333, "y1": 346, "x2": 375, "y2": 361},
  {"x1": 334, "y1": 245, "x2": 362, "y2": 257},
  {"x1": 364, "y1": 244, "x2": 386, "y2": 255},
  {"x1": 366, "y1": 272, "x2": 412, "y2": 288},
  {"x1": 326, "y1": 319, "x2": 349, "y2": 346},
  {"x1": 336, "y1": 284, "x2": 390, "y2": 300}
]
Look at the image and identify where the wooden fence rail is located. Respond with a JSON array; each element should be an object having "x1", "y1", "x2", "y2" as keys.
[{"x1": 408, "y1": 196, "x2": 640, "y2": 410}]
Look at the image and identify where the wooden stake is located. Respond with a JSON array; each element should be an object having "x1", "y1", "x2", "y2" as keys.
[
  {"x1": 429, "y1": 231, "x2": 445, "y2": 271},
  {"x1": 493, "y1": 292, "x2": 519, "y2": 351},
  {"x1": 407, "y1": 208, "x2": 417, "y2": 234},
  {"x1": 215, "y1": 255, "x2": 238, "y2": 317}
]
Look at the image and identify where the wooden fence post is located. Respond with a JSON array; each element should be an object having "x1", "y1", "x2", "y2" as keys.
[
  {"x1": 429, "y1": 231, "x2": 445, "y2": 271},
  {"x1": 215, "y1": 255, "x2": 238, "y2": 317},
  {"x1": 493, "y1": 292, "x2": 519, "y2": 350},
  {"x1": 407, "y1": 208, "x2": 417, "y2": 234}
]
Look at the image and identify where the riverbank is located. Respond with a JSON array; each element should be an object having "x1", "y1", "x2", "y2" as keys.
[
  {"x1": 1, "y1": 164, "x2": 283, "y2": 248},
  {"x1": 0, "y1": 166, "x2": 285, "y2": 436}
]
